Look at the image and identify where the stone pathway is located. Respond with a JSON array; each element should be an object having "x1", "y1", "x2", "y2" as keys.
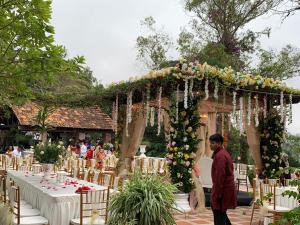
[{"x1": 175, "y1": 206, "x2": 260, "y2": 225}]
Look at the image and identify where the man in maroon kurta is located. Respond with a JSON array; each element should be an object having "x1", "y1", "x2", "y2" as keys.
[{"x1": 210, "y1": 134, "x2": 237, "y2": 225}]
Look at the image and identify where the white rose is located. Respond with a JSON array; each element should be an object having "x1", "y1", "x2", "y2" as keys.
[
  {"x1": 185, "y1": 145, "x2": 189, "y2": 150},
  {"x1": 271, "y1": 158, "x2": 276, "y2": 163},
  {"x1": 58, "y1": 155, "x2": 62, "y2": 159},
  {"x1": 183, "y1": 137, "x2": 187, "y2": 142},
  {"x1": 172, "y1": 141, "x2": 176, "y2": 146},
  {"x1": 40, "y1": 151, "x2": 44, "y2": 155},
  {"x1": 57, "y1": 145, "x2": 61, "y2": 149}
]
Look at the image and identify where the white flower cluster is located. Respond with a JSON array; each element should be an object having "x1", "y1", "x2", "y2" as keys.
[
  {"x1": 126, "y1": 91, "x2": 133, "y2": 137},
  {"x1": 189, "y1": 78, "x2": 194, "y2": 98}
]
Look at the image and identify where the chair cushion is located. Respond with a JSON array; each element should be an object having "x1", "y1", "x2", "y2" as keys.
[
  {"x1": 71, "y1": 217, "x2": 106, "y2": 225},
  {"x1": 265, "y1": 205, "x2": 291, "y2": 213},
  {"x1": 14, "y1": 216, "x2": 48, "y2": 225},
  {"x1": 21, "y1": 204, "x2": 33, "y2": 209},
  {"x1": 20, "y1": 208, "x2": 40, "y2": 217}
]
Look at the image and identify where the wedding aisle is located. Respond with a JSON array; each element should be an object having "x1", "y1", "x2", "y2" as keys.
[{"x1": 175, "y1": 206, "x2": 257, "y2": 225}]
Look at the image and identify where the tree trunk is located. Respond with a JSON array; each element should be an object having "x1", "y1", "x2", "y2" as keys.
[{"x1": 41, "y1": 131, "x2": 48, "y2": 144}]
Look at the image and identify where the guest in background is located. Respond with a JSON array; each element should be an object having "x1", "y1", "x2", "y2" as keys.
[
  {"x1": 80, "y1": 141, "x2": 88, "y2": 158},
  {"x1": 13, "y1": 146, "x2": 23, "y2": 157},
  {"x1": 86, "y1": 146, "x2": 94, "y2": 160},
  {"x1": 95, "y1": 142, "x2": 106, "y2": 170},
  {"x1": 5, "y1": 146, "x2": 14, "y2": 157}
]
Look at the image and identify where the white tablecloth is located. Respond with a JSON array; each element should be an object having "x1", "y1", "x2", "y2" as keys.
[{"x1": 8, "y1": 170, "x2": 106, "y2": 225}]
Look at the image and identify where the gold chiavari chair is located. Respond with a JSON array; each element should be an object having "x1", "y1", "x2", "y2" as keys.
[
  {"x1": 259, "y1": 180, "x2": 290, "y2": 224},
  {"x1": 70, "y1": 188, "x2": 110, "y2": 225},
  {"x1": 0, "y1": 174, "x2": 7, "y2": 203},
  {"x1": 9, "y1": 185, "x2": 48, "y2": 225},
  {"x1": 86, "y1": 170, "x2": 95, "y2": 183}
]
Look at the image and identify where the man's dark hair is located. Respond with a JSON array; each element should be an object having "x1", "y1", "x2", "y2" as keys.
[{"x1": 209, "y1": 133, "x2": 224, "y2": 144}]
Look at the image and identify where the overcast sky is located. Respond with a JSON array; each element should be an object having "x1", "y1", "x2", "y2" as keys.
[{"x1": 51, "y1": 0, "x2": 300, "y2": 135}]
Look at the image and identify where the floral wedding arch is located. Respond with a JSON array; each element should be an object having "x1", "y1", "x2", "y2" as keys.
[{"x1": 102, "y1": 59, "x2": 300, "y2": 192}]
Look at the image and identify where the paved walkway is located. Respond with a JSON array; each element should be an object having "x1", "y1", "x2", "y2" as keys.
[{"x1": 175, "y1": 206, "x2": 259, "y2": 225}]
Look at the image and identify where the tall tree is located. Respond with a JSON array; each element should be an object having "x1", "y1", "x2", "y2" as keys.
[
  {"x1": 0, "y1": 0, "x2": 88, "y2": 105},
  {"x1": 136, "y1": 17, "x2": 173, "y2": 70},
  {"x1": 253, "y1": 45, "x2": 300, "y2": 80},
  {"x1": 184, "y1": 0, "x2": 281, "y2": 56}
]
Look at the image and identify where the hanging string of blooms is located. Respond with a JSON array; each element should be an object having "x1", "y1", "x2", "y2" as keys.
[
  {"x1": 214, "y1": 79, "x2": 219, "y2": 100},
  {"x1": 114, "y1": 95, "x2": 118, "y2": 135},
  {"x1": 247, "y1": 93, "x2": 252, "y2": 126},
  {"x1": 145, "y1": 87, "x2": 150, "y2": 127},
  {"x1": 255, "y1": 95, "x2": 259, "y2": 127},
  {"x1": 150, "y1": 107, "x2": 155, "y2": 127},
  {"x1": 204, "y1": 79, "x2": 209, "y2": 100},
  {"x1": 126, "y1": 91, "x2": 133, "y2": 137},
  {"x1": 176, "y1": 85, "x2": 179, "y2": 123},
  {"x1": 184, "y1": 79, "x2": 188, "y2": 109},
  {"x1": 239, "y1": 96, "x2": 244, "y2": 135},
  {"x1": 189, "y1": 78, "x2": 194, "y2": 98},
  {"x1": 263, "y1": 95, "x2": 267, "y2": 119},
  {"x1": 232, "y1": 91, "x2": 237, "y2": 124},
  {"x1": 157, "y1": 87, "x2": 162, "y2": 136},
  {"x1": 288, "y1": 94, "x2": 293, "y2": 124},
  {"x1": 280, "y1": 91, "x2": 284, "y2": 123}
]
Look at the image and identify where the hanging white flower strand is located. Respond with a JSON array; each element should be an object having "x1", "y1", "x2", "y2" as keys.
[
  {"x1": 288, "y1": 94, "x2": 293, "y2": 124},
  {"x1": 263, "y1": 95, "x2": 267, "y2": 119},
  {"x1": 125, "y1": 92, "x2": 132, "y2": 137},
  {"x1": 232, "y1": 91, "x2": 237, "y2": 124},
  {"x1": 184, "y1": 79, "x2": 188, "y2": 109},
  {"x1": 280, "y1": 91, "x2": 284, "y2": 123},
  {"x1": 214, "y1": 79, "x2": 219, "y2": 99},
  {"x1": 239, "y1": 96, "x2": 244, "y2": 134},
  {"x1": 114, "y1": 95, "x2": 118, "y2": 135},
  {"x1": 157, "y1": 87, "x2": 162, "y2": 136},
  {"x1": 189, "y1": 78, "x2": 194, "y2": 98},
  {"x1": 150, "y1": 107, "x2": 155, "y2": 127},
  {"x1": 145, "y1": 87, "x2": 150, "y2": 127},
  {"x1": 247, "y1": 93, "x2": 251, "y2": 126},
  {"x1": 176, "y1": 85, "x2": 179, "y2": 123},
  {"x1": 204, "y1": 79, "x2": 209, "y2": 100},
  {"x1": 255, "y1": 95, "x2": 259, "y2": 127}
]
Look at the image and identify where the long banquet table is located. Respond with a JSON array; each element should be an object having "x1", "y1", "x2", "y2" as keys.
[{"x1": 8, "y1": 170, "x2": 106, "y2": 225}]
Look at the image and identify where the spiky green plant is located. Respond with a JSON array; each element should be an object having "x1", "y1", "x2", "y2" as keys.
[{"x1": 108, "y1": 173, "x2": 177, "y2": 225}]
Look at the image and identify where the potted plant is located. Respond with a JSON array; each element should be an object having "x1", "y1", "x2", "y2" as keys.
[
  {"x1": 34, "y1": 142, "x2": 65, "y2": 176},
  {"x1": 108, "y1": 172, "x2": 177, "y2": 225}
]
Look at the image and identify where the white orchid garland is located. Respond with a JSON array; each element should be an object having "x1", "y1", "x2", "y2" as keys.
[
  {"x1": 239, "y1": 96, "x2": 244, "y2": 134},
  {"x1": 247, "y1": 93, "x2": 252, "y2": 126},
  {"x1": 189, "y1": 78, "x2": 194, "y2": 98},
  {"x1": 280, "y1": 91, "x2": 284, "y2": 123},
  {"x1": 150, "y1": 107, "x2": 155, "y2": 127},
  {"x1": 288, "y1": 94, "x2": 293, "y2": 124},
  {"x1": 145, "y1": 87, "x2": 150, "y2": 127},
  {"x1": 114, "y1": 95, "x2": 118, "y2": 135},
  {"x1": 176, "y1": 85, "x2": 179, "y2": 123},
  {"x1": 157, "y1": 86, "x2": 162, "y2": 136},
  {"x1": 184, "y1": 79, "x2": 188, "y2": 109},
  {"x1": 255, "y1": 95, "x2": 259, "y2": 127},
  {"x1": 204, "y1": 79, "x2": 209, "y2": 100},
  {"x1": 125, "y1": 91, "x2": 133, "y2": 137},
  {"x1": 263, "y1": 95, "x2": 267, "y2": 119},
  {"x1": 214, "y1": 79, "x2": 219, "y2": 99},
  {"x1": 232, "y1": 91, "x2": 237, "y2": 124}
]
